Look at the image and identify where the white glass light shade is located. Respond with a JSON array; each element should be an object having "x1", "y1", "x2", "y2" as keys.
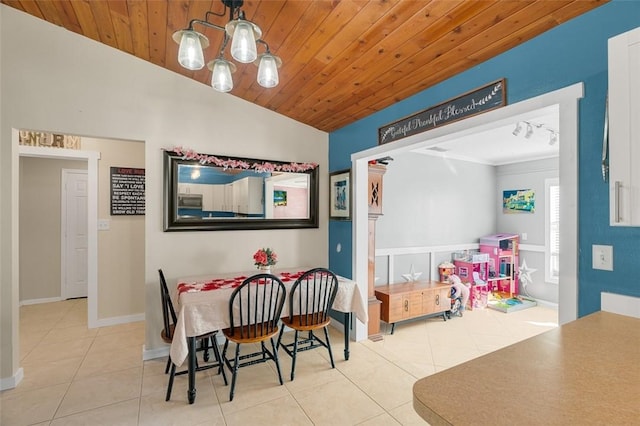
[
  {"x1": 177, "y1": 30, "x2": 206, "y2": 70},
  {"x1": 229, "y1": 21, "x2": 258, "y2": 63},
  {"x1": 210, "y1": 59, "x2": 234, "y2": 93},
  {"x1": 257, "y1": 54, "x2": 280, "y2": 88}
]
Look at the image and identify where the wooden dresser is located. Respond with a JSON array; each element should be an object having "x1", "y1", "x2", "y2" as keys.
[{"x1": 374, "y1": 281, "x2": 452, "y2": 334}]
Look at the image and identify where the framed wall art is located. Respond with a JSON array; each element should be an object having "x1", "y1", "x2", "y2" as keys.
[
  {"x1": 503, "y1": 189, "x2": 535, "y2": 214},
  {"x1": 329, "y1": 169, "x2": 351, "y2": 220}
]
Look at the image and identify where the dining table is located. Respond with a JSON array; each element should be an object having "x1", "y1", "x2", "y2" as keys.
[
  {"x1": 412, "y1": 311, "x2": 640, "y2": 425},
  {"x1": 169, "y1": 267, "x2": 368, "y2": 404}
]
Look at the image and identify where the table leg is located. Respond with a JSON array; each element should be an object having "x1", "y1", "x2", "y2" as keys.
[
  {"x1": 187, "y1": 336, "x2": 196, "y2": 404},
  {"x1": 343, "y1": 312, "x2": 351, "y2": 360}
]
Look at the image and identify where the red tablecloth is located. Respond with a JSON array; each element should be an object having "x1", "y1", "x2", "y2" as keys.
[
  {"x1": 176, "y1": 271, "x2": 309, "y2": 295},
  {"x1": 169, "y1": 268, "x2": 367, "y2": 367}
]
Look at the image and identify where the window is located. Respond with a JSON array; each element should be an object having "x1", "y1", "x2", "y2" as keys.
[{"x1": 545, "y1": 178, "x2": 559, "y2": 284}]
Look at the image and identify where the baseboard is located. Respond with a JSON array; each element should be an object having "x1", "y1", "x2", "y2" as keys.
[
  {"x1": 329, "y1": 317, "x2": 347, "y2": 336},
  {"x1": 143, "y1": 345, "x2": 169, "y2": 361},
  {"x1": 0, "y1": 368, "x2": 23, "y2": 391},
  {"x1": 20, "y1": 297, "x2": 63, "y2": 306},
  {"x1": 534, "y1": 299, "x2": 559, "y2": 310},
  {"x1": 601, "y1": 292, "x2": 640, "y2": 318},
  {"x1": 95, "y1": 313, "x2": 145, "y2": 328}
]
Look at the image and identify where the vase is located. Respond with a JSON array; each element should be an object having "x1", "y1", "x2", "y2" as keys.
[{"x1": 258, "y1": 265, "x2": 271, "y2": 273}]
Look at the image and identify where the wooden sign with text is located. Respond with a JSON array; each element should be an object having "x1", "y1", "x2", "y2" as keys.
[{"x1": 378, "y1": 79, "x2": 506, "y2": 145}]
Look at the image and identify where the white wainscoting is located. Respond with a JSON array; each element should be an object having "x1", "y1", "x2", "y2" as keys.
[
  {"x1": 376, "y1": 243, "x2": 479, "y2": 283},
  {"x1": 375, "y1": 243, "x2": 546, "y2": 284}
]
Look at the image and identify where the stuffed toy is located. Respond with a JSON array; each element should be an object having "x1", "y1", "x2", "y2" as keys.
[{"x1": 447, "y1": 274, "x2": 470, "y2": 315}]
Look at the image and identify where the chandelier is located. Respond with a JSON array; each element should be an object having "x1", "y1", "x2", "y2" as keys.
[{"x1": 172, "y1": 0, "x2": 282, "y2": 93}]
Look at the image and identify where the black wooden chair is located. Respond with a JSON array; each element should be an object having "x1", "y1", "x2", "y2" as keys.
[
  {"x1": 277, "y1": 267, "x2": 339, "y2": 381},
  {"x1": 159, "y1": 269, "x2": 227, "y2": 401},
  {"x1": 221, "y1": 273, "x2": 286, "y2": 401}
]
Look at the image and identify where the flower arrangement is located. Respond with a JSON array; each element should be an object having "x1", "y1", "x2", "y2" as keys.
[{"x1": 253, "y1": 248, "x2": 277, "y2": 269}]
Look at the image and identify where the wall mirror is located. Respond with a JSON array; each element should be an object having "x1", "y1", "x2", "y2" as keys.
[{"x1": 163, "y1": 150, "x2": 319, "y2": 231}]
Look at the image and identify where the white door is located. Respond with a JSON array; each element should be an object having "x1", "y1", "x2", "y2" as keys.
[{"x1": 62, "y1": 169, "x2": 88, "y2": 299}]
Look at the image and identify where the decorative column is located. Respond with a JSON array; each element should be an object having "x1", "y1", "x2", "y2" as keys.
[{"x1": 367, "y1": 163, "x2": 386, "y2": 340}]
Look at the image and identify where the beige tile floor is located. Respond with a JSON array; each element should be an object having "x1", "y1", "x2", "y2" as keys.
[{"x1": 1, "y1": 299, "x2": 557, "y2": 425}]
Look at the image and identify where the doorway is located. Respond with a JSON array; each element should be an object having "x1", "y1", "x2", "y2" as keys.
[
  {"x1": 61, "y1": 169, "x2": 88, "y2": 299},
  {"x1": 18, "y1": 144, "x2": 100, "y2": 327},
  {"x1": 351, "y1": 84, "x2": 582, "y2": 341}
]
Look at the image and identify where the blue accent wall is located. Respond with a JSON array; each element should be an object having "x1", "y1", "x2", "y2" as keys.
[{"x1": 328, "y1": 0, "x2": 640, "y2": 317}]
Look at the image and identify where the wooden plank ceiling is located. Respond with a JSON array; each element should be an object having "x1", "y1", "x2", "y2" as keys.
[{"x1": 2, "y1": 0, "x2": 607, "y2": 132}]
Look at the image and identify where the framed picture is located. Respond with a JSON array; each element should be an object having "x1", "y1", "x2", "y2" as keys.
[
  {"x1": 503, "y1": 189, "x2": 535, "y2": 214},
  {"x1": 273, "y1": 189, "x2": 287, "y2": 206},
  {"x1": 329, "y1": 169, "x2": 351, "y2": 220}
]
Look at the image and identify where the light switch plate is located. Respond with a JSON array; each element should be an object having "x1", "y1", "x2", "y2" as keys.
[{"x1": 592, "y1": 245, "x2": 613, "y2": 271}]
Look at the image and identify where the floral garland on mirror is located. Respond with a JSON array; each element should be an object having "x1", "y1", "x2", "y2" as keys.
[{"x1": 167, "y1": 146, "x2": 318, "y2": 173}]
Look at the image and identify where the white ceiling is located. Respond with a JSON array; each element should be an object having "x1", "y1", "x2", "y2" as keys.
[
  {"x1": 269, "y1": 172, "x2": 309, "y2": 188},
  {"x1": 411, "y1": 108, "x2": 560, "y2": 166}
]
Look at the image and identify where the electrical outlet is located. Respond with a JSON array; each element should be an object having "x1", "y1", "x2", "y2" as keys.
[
  {"x1": 592, "y1": 245, "x2": 613, "y2": 271},
  {"x1": 97, "y1": 219, "x2": 110, "y2": 231},
  {"x1": 521, "y1": 233, "x2": 528, "y2": 241}
]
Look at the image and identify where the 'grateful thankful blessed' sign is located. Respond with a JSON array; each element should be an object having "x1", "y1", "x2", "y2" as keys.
[{"x1": 378, "y1": 79, "x2": 506, "y2": 145}]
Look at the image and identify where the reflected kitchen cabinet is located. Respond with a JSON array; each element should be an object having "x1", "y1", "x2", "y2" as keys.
[
  {"x1": 233, "y1": 177, "x2": 263, "y2": 215},
  {"x1": 199, "y1": 184, "x2": 215, "y2": 211},
  {"x1": 178, "y1": 183, "x2": 214, "y2": 210},
  {"x1": 177, "y1": 183, "x2": 194, "y2": 194},
  {"x1": 211, "y1": 185, "x2": 225, "y2": 212}
]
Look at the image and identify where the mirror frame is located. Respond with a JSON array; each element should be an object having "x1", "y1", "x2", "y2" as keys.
[{"x1": 163, "y1": 150, "x2": 319, "y2": 231}]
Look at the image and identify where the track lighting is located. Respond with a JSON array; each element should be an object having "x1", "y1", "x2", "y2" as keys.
[
  {"x1": 525, "y1": 123, "x2": 534, "y2": 139},
  {"x1": 512, "y1": 122, "x2": 522, "y2": 136},
  {"x1": 512, "y1": 120, "x2": 559, "y2": 146}
]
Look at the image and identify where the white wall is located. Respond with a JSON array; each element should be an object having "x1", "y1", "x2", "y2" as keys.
[
  {"x1": 496, "y1": 157, "x2": 559, "y2": 303},
  {"x1": 375, "y1": 152, "x2": 496, "y2": 282},
  {"x1": 377, "y1": 152, "x2": 496, "y2": 246},
  {"x1": 374, "y1": 151, "x2": 559, "y2": 301},
  {"x1": 496, "y1": 158, "x2": 558, "y2": 243},
  {"x1": 82, "y1": 137, "x2": 145, "y2": 319},
  {"x1": 0, "y1": 5, "x2": 328, "y2": 383}
]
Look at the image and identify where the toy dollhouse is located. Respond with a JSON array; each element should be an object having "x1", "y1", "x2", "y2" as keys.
[
  {"x1": 479, "y1": 233, "x2": 519, "y2": 296},
  {"x1": 453, "y1": 252, "x2": 490, "y2": 310}
]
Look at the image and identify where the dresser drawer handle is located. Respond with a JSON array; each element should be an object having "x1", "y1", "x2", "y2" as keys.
[
  {"x1": 435, "y1": 294, "x2": 440, "y2": 305},
  {"x1": 404, "y1": 300, "x2": 409, "y2": 311}
]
